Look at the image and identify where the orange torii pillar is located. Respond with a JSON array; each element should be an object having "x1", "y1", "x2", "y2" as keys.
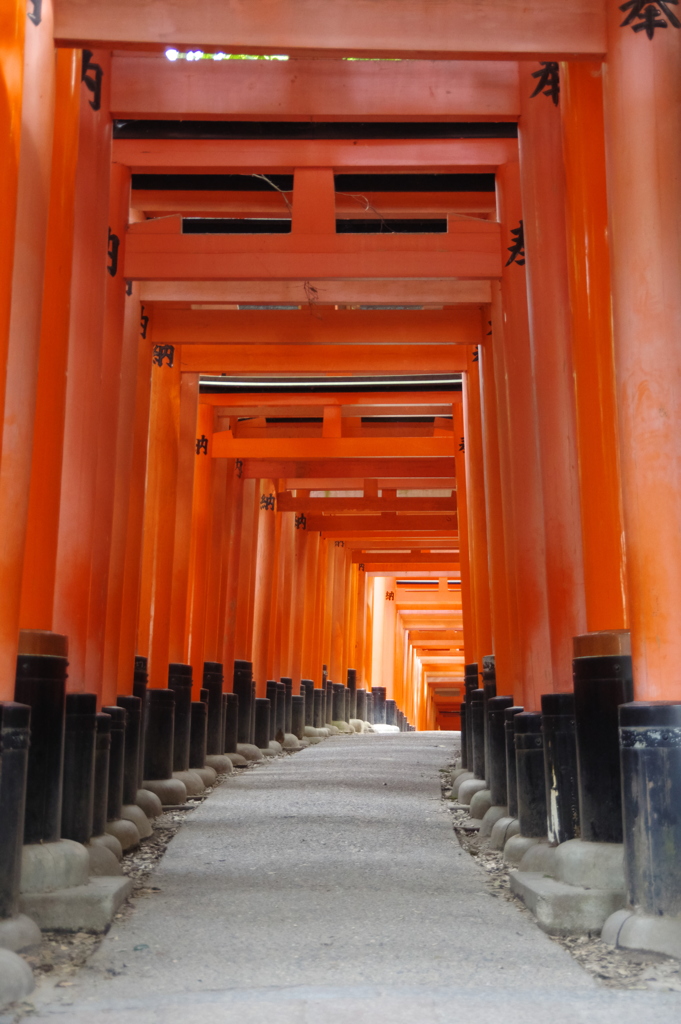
[
  {"x1": 271, "y1": 508, "x2": 296, "y2": 681},
  {"x1": 602, "y1": 12, "x2": 681, "y2": 699},
  {"x1": 113, "y1": 291, "x2": 152, "y2": 694},
  {"x1": 463, "y1": 345, "x2": 493, "y2": 667},
  {"x1": 494, "y1": 161, "x2": 552, "y2": 710},
  {"x1": 452, "y1": 400, "x2": 476, "y2": 665},
  {"x1": 300, "y1": 529, "x2": 320, "y2": 683},
  {"x1": 251, "y1": 478, "x2": 278, "y2": 693},
  {"x1": 0, "y1": 6, "x2": 56, "y2": 696},
  {"x1": 202, "y1": 457, "x2": 232, "y2": 669},
  {"x1": 165, "y1": 373, "x2": 199, "y2": 670},
  {"x1": 353, "y1": 565, "x2": 368, "y2": 686},
  {"x1": 186, "y1": 403, "x2": 214, "y2": 692},
  {"x1": 330, "y1": 541, "x2": 348, "y2": 684},
  {"x1": 51, "y1": 50, "x2": 112, "y2": 696},
  {"x1": 231, "y1": 478, "x2": 259, "y2": 666},
  {"x1": 478, "y1": 311, "x2": 515, "y2": 695},
  {"x1": 137, "y1": 322, "x2": 181, "y2": 689},
  {"x1": 288, "y1": 517, "x2": 309, "y2": 686},
  {"x1": 220, "y1": 469, "x2": 247, "y2": 674},
  {"x1": 381, "y1": 576, "x2": 397, "y2": 698},
  {"x1": 19, "y1": 49, "x2": 79, "y2": 636},
  {"x1": 519, "y1": 62, "x2": 587, "y2": 690},
  {"x1": 561, "y1": 62, "x2": 628, "y2": 634}
]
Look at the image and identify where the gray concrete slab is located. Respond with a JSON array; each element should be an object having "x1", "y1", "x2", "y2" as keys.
[{"x1": 16, "y1": 734, "x2": 681, "y2": 1024}]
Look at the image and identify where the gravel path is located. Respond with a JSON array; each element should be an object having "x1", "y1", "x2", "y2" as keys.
[{"x1": 5, "y1": 733, "x2": 681, "y2": 1024}]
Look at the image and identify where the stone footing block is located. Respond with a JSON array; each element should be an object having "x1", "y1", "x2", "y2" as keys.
[
  {"x1": 503, "y1": 834, "x2": 544, "y2": 867},
  {"x1": 21, "y1": 839, "x2": 89, "y2": 894},
  {"x1": 457, "y1": 778, "x2": 488, "y2": 807},
  {"x1": 602, "y1": 909, "x2": 681, "y2": 959},
  {"x1": 120, "y1": 803, "x2": 153, "y2": 839},
  {"x1": 510, "y1": 870, "x2": 626, "y2": 936},
  {"x1": 555, "y1": 839, "x2": 625, "y2": 890},
  {"x1": 261, "y1": 746, "x2": 278, "y2": 757},
  {"x1": 519, "y1": 842, "x2": 558, "y2": 876},
  {"x1": 86, "y1": 839, "x2": 123, "y2": 877},
  {"x1": 236, "y1": 743, "x2": 264, "y2": 762},
  {"x1": 135, "y1": 788, "x2": 163, "y2": 819},
  {"x1": 191, "y1": 766, "x2": 217, "y2": 787},
  {"x1": 349, "y1": 718, "x2": 364, "y2": 733},
  {"x1": 172, "y1": 769, "x2": 205, "y2": 795},
  {"x1": 0, "y1": 949, "x2": 34, "y2": 1009},
  {"x1": 223, "y1": 752, "x2": 248, "y2": 766},
  {"x1": 205, "y1": 754, "x2": 234, "y2": 773},
  {"x1": 479, "y1": 805, "x2": 508, "y2": 839},
  {"x1": 452, "y1": 771, "x2": 474, "y2": 797},
  {"x1": 0, "y1": 914, "x2": 41, "y2": 952},
  {"x1": 469, "y1": 788, "x2": 492, "y2": 820},
  {"x1": 283, "y1": 733, "x2": 301, "y2": 749},
  {"x1": 19, "y1": 876, "x2": 133, "y2": 932},
  {"x1": 490, "y1": 816, "x2": 519, "y2": 850},
  {"x1": 142, "y1": 777, "x2": 187, "y2": 805},
  {"x1": 105, "y1": 817, "x2": 141, "y2": 851}
]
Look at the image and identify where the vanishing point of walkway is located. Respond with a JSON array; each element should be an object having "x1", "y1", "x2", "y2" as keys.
[{"x1": 22, "y1": 735, "x2": 681, "y2": 1024}]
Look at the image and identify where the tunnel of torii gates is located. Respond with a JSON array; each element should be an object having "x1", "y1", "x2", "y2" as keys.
[{"x1": 1, "y1": 0, "x2": 681, "y2": 734}]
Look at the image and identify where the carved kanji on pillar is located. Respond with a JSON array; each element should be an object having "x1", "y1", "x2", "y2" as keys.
[
  {"x1": 196, "y1": 435, "x2": 208, "y2": 454},
  {"x1": 152, "y1": 345, "x2": 174, "y2": 368},
  {"x1": 506, "y1": 221, "x2": 526, "y2": 267},
  {"x1": 81, "y1": 50, "x2": 104, "y2": 111},
  {"x1": 530, "y1": 62, "x2": 560, "y2": 105},
  {"x1": 107, "y1": 228, "x2": 120, "y2": 277},
  {"x1": 260, "y1": 493, "x2": 275, "y2": 510},
  {"x1": 620, "y1": 0, "x2": 680, "y2": 38}
]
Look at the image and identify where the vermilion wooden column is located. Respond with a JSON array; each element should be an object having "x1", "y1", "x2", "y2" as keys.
[
  {"x1": 354, "y1": 565, "x2": 367, "y2": 685},
  {"x1": 273, "y1": 509, "x2": 295, "y2": 679},
  {"x1": 221, "y1": 470, "x2": 246, "y2": 673},
  {"x1": 232, "y1": 478, "x2": 258, "y2": 663},
  {"x1": 0, "y1": 3, "x2": 56, "y2": 697},
  {"x1": 603, "y1": 10, "x2": 681, "y2": 699},
  {"x1": 519, "y1": 63, "x2": 586, "y2": 691},
  {"x1": 251, "y1": 478, "x2": 277, "y2": 692},
  {"x1": 369, "y1": 576, "x2": 385, "y2": 690},
  {"x1": 186, "y1": 403, "x2": 214, "y2": 692},
  {"x1": 20, "y1": 48, "x2": 80, "y2": 632},
  {"x1": 300, "y1": 529, "x2": 320, "y2": 681},
  {"x1": 115, "y1": 293, "x2": 152, "y2": 694},
  {"x1": 289, "y1": 519, "x2": 308, "y2": 685},
  {"x1": 463, "y1": 346, "x2": 493, "y2": 665},
  {"x1": 137, "y1": 326, "x2": 181, "y2": 688},
  {"x1": 85, "y1": 162, "x2": 131, "y2": 705},
  {"x1": 561, "y1": 61, "x2": 628, "y2": 633},
  {"x1": 381, "y1": 576, "x2": 397, "y2": 697},
  {"x1": 0, "y1": 0, "x2": 25, "y2": 442},
  {"x1": 330, "y1": 542, "x2": 347, "y2": 683},
  {"x1": 452, "y1": 400, "x2": 476, "y2": 664},
  {"x1": 495, "y1": 161, "x2": 551, "y2": 710},
  {"x1": 52, "y1": 49, "x2": 111, "y2": 696},
  {"x1": 203, "y1": 456, "x2": 230, "y2": 663},
  {"x1": 168, "y1": 373, "x2": 199, "y2": 664}
]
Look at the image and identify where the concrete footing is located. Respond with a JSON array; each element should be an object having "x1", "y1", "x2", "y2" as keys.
[
  {"x1": 105, "y1": 817, "x2": 141, "y2": 851},
  {"x1": 172, "y1": 769, "x2": 206, "y2": 795},
  {"x1": 0, "y1": 914, "x2": 41, "y2": 952},
  {"x1": 223, "y1": 752, "x2": 248, "y2": 767},
  {"x1": 283, "y1": 733, "x2": 301, "y2": 749},
  {"x1": 602, "y1": 908, "x2": 681, "y2": 959},
  {"x1": 510, "y1": 839, "x2": 626, "y2": 935},
  {"x1": 141, "y1": 777, "x2": 187, "y2": 805},
  {"x1": 503, "y1": 834, "x2": 544, "y2": 867},
  {"x1": 469, "y1": 788, "x2": 492, "y2": 820},
  {"x1": 479, "y1": 805, "x2": 508, "y2": 838},
  {"x1": 135, "y1": 788, "x2": 163, "y2": 818},
  {"x1": 191, "y1": 766, "x2": 217, "y2": 787},
  {"x1": 236, "y1": 743, "x2": 264, "y2": 762},
  {"x1": 490, "y1": 816, "x2": 520, "y2": 850},
  {"x1": 457, "y1": 778, "x2": 488, "y2": 807},
  {"x1": 19, "y1": 876, "x2": 133, "y2": 932},
  {"x1": 21, "y1": 839, "x2": 89, "y2": 893},
  {"x1": 120, "y1": 803, "x2": 153, "y2": 838},
  {"x1": 452, "y1": 771, "x2": 474, "y2": 797},
  {"x1": 349, "y1": 718, "x2": 364, "y2": 733},
  {"x1": 86, "y1": 837, "x2": 123, "y2": 876},
  {"x1": 205, "y1": 754, "x2": 234, "y2": 773},
  {"x1": 0, "y1": 949, "x2": 35, "y2": 1009}
]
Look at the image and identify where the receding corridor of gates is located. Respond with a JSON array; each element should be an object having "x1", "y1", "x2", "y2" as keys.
[{"x1": 1, "y1": 3, "x2": 681, "y2": 1021}]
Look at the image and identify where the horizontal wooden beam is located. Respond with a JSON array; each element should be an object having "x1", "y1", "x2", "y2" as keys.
[
  {"x1": 239, "y1": 458, "x2": 456, "y2": 478},
  {"x1": 285, "y1": 478, "x2": 458, "y2": 490},
  {"x1": 179, "y1": 344, "x2": 468, "y2": 375},
  {"x1": 353, "y1": 551, "x2": 456, "y2": 563},
  {"x1": 155, "y1": 306, "x2": 482, "y2": 347},
  {"x1": 54, "y1": 1, "x2": 606, "y2": 60},
  {"x1": 114, "y1": 137, "x2": 517, "y2": 173},
  {"x1": 111, "y1": 55, "x2": 520, "y2": 120},
  {"x1": 364, "y1": 563, "x2": 459, "y2": 572},
  {"x1": 306, "y1": 513, "x2": 456, "y2": 532},
  {"x1": 212, "y1": 433, "x2": 455, "y2": 459},
  {"x1": 206, "y1": 392, "x2": 462, "y2": 409},
  {"x1": 126, "y1": 217, "x2": 502, "y2": 281},
  {"x1": 140, "y1": 280, "x2": 492, "y2": 305},
  {"x1": 277, "y1": 494, "x2": 455, "y2": 513},
  {"x1": 133, "y1": 190, "x2": 497, "y2": 218}
]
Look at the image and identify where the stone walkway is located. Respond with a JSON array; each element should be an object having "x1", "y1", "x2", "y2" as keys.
[{"x1": 18, "y1": 734, "x2": 681, "y2": 1024}]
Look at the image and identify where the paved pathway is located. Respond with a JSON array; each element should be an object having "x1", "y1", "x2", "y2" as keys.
[{"x1": 19, "y1": 734, "x2": 681, "y2": 1023}]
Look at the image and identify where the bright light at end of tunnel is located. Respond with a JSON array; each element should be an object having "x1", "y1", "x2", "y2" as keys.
[{"x1": 165, "y1": 49, "x2": 179, "y2": 60}]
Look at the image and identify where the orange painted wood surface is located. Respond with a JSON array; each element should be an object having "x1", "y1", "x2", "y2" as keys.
[
  {"x1": 305, "y1": 514, "x2": 456, "y2": 533},
  {"x1": 186, "y1": 403, "x2": 214, "y2": 691},
  {"x1": 141, "y1": 279, "x2": 492, "y2": 305},
  {"x1": 202, "y1": 391, "x2": 463, "y2": 410},
  {"x1": 21, "y1": 48, "x2": 80, "y2": 631},
  {"x1": 168, "y1": 373, "x2": 199, "y2": 663},
  {"x1": 181, "y1": 345, "x2": 467, "y2": 376},
  {"x1": 54, "y1": 0, "x2": 606, "y2": 60},
  {"x1": 463, "y1": 345, "x2": 493, "y2": 664},
  {"x1": 213, "y1": 434, "x2": 456, "y2": 460},
  {"x1": 154, "y1": 306, "x2": 481, "y2": 348},
  {"x1": 276, "y1": 496, "x2": 455, "y2": 513},
  {"x1": 111, "y1": 54, "x2": 520, "y2": 121},
  {"x1": 239, "y1": 458, "x2": 457, "y2": 479},
  {"x1": 114, "y1": 137, "x2": 517, "y2": 174},
  {"x1": 561, "y1": 61, "x2": 627, "y2": 634},
  {"x1": 0, "y1": 1, "x2": 56, "y2": 697}
]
